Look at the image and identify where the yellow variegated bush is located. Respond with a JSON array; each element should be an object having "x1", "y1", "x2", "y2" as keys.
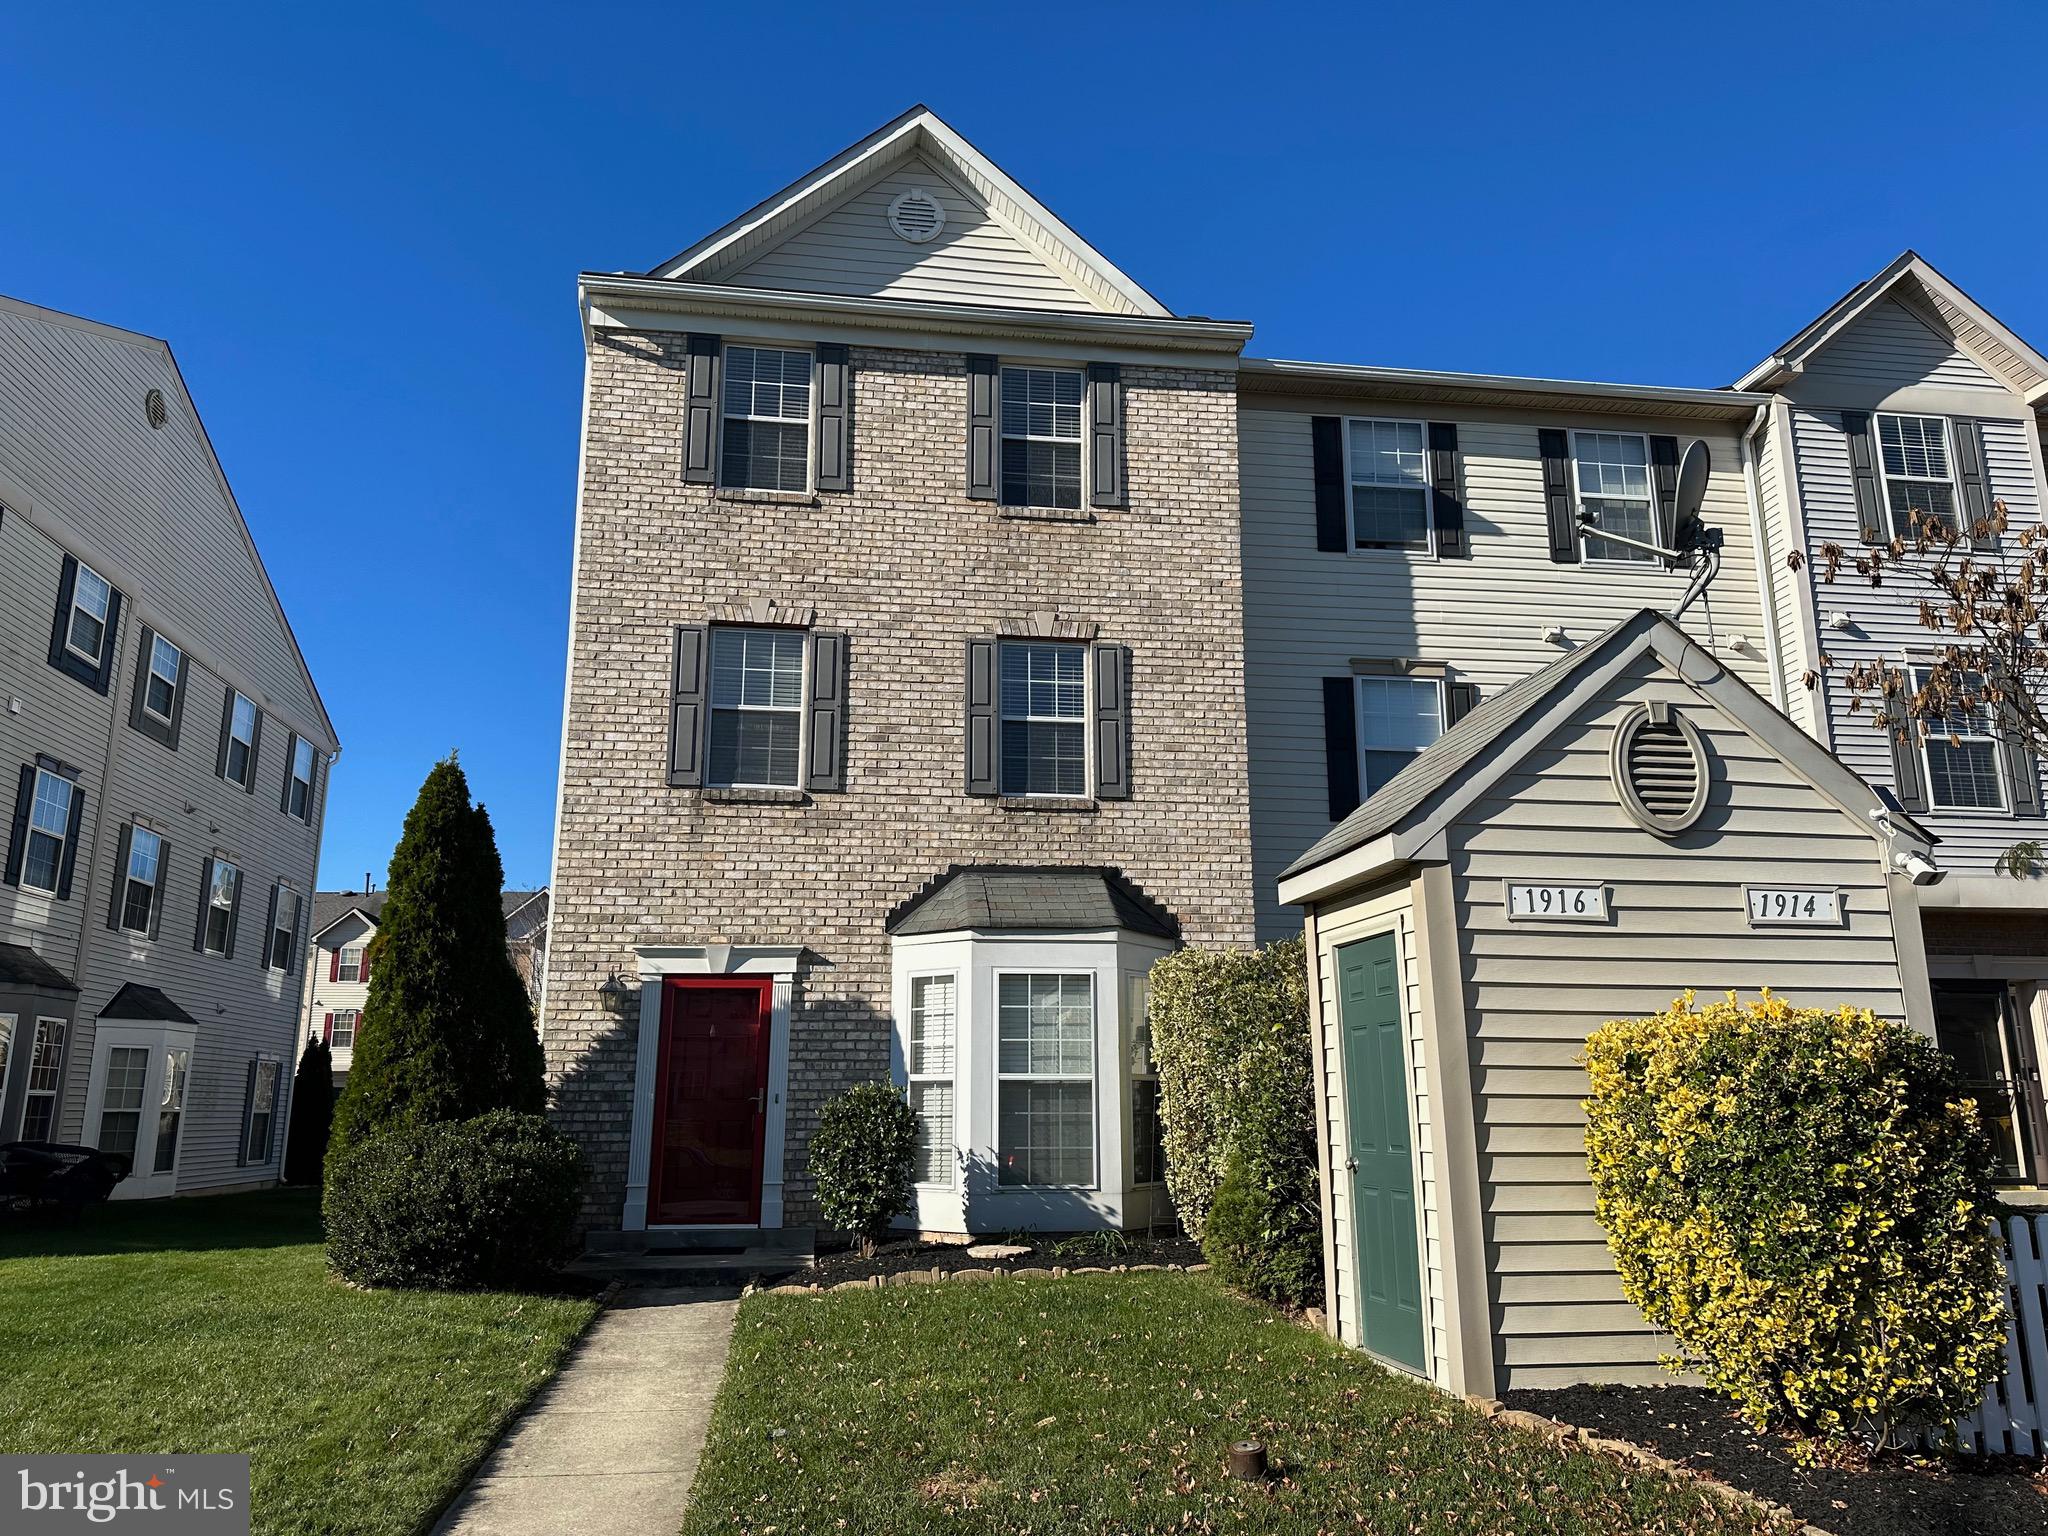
[{"x1": 1583, "y1": 990, "x2": 2007, "y2": 1446}]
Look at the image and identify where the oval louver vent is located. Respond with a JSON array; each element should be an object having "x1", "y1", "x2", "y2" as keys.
[
  {"x1": 1611, "y1": 702, "x2": 1708, "y2": 836},
  {"x1": 887, "y1": 187, "x2": 945, "y2": 244},
  {"x1": 143, "y1": 388, "x2": 167, "y2": 430}
]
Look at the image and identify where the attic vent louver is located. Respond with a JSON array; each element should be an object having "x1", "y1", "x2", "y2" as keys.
[
  {"x1": 887, "y1": 187, "x2": 945, "y2": 244},
  {"x1": 144, "y1": 389, "x2": 167, "y2": 430},
  {"x1": 1611, "y1": 701, "x2": 1709, "y2": 837}
]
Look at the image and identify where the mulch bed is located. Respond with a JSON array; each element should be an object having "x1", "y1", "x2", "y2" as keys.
[
  {"x1": 1505, "y1": 1383, "x2": 2047, "y2": 1536},
  {"x1": 805, "y1": 1230, "x2": 1201, "y2": 1286}
]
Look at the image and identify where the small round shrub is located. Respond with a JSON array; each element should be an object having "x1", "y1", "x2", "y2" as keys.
[
  {"x1": 325, "y1": 1110, "x2": 585, "y2": 1290},
  {"x1": 1584, "y1": 990, "x2": 2008, "y2": 1445},
  {"x1": 1202, "y1": 1151, "x2": 1324, "y2": 1308},
  {"x1": 809, "y1": 1082, "x2": 917, "y2": 1254}
]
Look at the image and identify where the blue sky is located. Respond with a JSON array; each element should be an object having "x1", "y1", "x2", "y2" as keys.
[{"x1": 5, "y1": 2, "x2": 2044, "y2": 891}]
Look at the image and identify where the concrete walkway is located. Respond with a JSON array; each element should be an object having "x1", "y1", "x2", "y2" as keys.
[{"x1": 434, "y1": 1286, "x2": 740, "y2": 1535}]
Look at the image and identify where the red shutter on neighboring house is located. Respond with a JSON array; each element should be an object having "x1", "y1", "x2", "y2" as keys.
[
  {"x1": 361, "y1": 952, "x2": 371, "y2": 983},
  {"x1": 323, "y1": 1012, "x2": 333, "y2": 1043},
  {"x1": 329, "y1": 949, "x2": 339, "y2": 982}
]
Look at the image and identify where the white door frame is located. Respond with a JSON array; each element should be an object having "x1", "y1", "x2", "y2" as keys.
[{"x1": 79, "y1": 1020, "x2": 198, "y2": 1200}]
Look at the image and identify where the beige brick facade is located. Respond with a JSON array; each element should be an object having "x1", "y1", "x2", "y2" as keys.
[{"x1": 545, "y1": 332, "x2": 1255, "y2": 1228}]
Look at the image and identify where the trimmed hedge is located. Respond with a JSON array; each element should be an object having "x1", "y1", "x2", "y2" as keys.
[
  {"x1": 1584, "y1": 990, "x2": 2008, "y2": 1445},
  {"x1": 809, "y1": 1082, "x2": 918, "y2": 1255},
  {"x1": 325, "y1": 1111, "x2": 585, "y2": 1291}
]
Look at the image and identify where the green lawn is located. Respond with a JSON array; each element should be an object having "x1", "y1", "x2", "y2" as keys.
[
  {"x1": 682, "y1": 1273, "x2": 1776, "y2": 1536},
  {"x1": 0, "y1": 1189, "x2": 596, "y2": 1536}
]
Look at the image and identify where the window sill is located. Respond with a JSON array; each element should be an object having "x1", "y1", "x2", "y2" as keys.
[
  {"x1": 715, "y1": 488, "x2": 818, "y2": 508},
  {"x1": 702, "y1": 787, "x2": 810, "y2": 807},
  {"x1": 999, "y1": 507, "x2": 1097, "y2": 525},
  {"x1": 996, "y1": 795, "x2": 1098, "y2": 814}
]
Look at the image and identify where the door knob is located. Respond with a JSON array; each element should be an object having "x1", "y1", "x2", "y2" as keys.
[{"x1": 1344, "y1": 1157, "x2": 1358, "y2": 1172}]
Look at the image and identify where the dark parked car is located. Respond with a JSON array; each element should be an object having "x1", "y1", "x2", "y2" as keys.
[{"x1": 0, "y1": 1141, "x2": 127, "y2": 1219}]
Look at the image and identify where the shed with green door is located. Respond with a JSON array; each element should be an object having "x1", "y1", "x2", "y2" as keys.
[{"x1": 1276, "y1": 608, "x2": 1939, "y2": 1397}]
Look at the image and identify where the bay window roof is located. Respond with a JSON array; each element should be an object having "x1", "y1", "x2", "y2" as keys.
[{"x1": 886, "y1": 865, "x2": 1177, "y2": 939}]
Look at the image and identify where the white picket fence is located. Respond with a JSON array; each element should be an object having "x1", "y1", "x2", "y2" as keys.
[{"x1": 1951, "y1": 1210, "x2": 2048, "y2": 1457}]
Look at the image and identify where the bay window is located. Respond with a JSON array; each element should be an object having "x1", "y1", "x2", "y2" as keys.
[
  {"x1": 907, "y1": 974, "x2": 957, "y2": 1185},
  {"x1": 21, "y1": 1018, "x2": 65, "y2": 1141}
]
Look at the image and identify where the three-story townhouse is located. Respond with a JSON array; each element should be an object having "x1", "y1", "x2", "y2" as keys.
[{"x1": 0, "y1": 295, "x2": 337, "y2": 1197}]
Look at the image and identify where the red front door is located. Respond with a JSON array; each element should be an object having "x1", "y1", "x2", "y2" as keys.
[{"x1": 648, "y1": 977, "x2": 773, "y2": 1225}]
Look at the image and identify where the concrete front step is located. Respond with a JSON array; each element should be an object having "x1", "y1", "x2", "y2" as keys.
[{"x1": 571, "y1": 1227, "x2": 816, "y2": 1287}]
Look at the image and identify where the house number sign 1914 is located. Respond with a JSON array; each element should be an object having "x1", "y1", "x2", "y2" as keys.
[
  {"x1": 1745, "y1": 886, "x2": 1842, "y2": 926},
  {"x1": 1505, "y1": 882, "x2": 1608, "y2": 922}
]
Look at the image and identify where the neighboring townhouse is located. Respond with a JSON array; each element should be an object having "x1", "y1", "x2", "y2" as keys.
[
  {"x1": 299, "y1": 885, "x2": 547, "y2": 1085},
  {"x1": 0, "y1": 295, "x2": 337, "y2": 1198},
  {"x1": 545, "y1": 105, "x2": 2048, "y2": 1263},
  {"x1": 1742, "y1": 251, "x2": 2048, "y2": 1187}
]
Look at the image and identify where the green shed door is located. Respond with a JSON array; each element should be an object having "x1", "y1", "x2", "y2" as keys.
[{"x1": 1338, "y1": 933, "x2": 1426, "y2": 1374}]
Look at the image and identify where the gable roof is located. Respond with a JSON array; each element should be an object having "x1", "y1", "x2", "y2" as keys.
[
  {"x1": 1734, "y1": 250, "x2": 2048, "y2": 400},
  {"x1": 885, "y1": 865, "x2": 1179, "y2": 939},
  {"x1": 1278, "y1": 609, "x2": 1935, "y2": 905},
  {"x1": 309, "y1": 888, "x2": 547, "y2": 945},
  {"x1": 646, "y1": 106, "x2": 1172, "y2": 319},
  {"x1": 0, "y1": 294, "x2": 338, "y2": 754}
]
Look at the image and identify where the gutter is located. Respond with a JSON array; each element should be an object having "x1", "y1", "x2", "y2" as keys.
[{"x1": 1241, "y1": 357, "x2": 1771, "y2": 416}]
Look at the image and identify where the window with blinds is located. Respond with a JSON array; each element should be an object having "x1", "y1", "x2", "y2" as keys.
[
  {"x1": 908, "y1": 974, "x2": 957, "y2": 1186},
  {"x1": 721, "y1": 345, "x2": 812, "y2": 492},
  {"x1": 708, "y1": 627, "x2": 806, "y2": 788}
]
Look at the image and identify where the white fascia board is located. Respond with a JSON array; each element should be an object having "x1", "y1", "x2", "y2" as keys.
[
  {"x1": 309, "y1": 907, "x2": 379, "y2": 944},
  {"x1": 1242, "y1": 357, "x2": 1768, "y2": 417}
]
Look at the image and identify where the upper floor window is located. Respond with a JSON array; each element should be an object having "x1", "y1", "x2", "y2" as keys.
[
  {"x1": 708, "y1": 626, "x2": 805, "y2": 788},
  {"x1": 1877, "y1": 415, "x2": 1958, "y2": 536},
  {"x1": 117, "y1": 825, "x2": 164, "y2": 935},
  {"x1": 1000, "y1": 367, "x2": 1083, "y2": 510},
  {"x1": 1571, "y1": 431, "x2": 1656, "y2": 565},
  {"x1": 999, "y1": 642, "x2": 1086, "y2": 796},
  {"x1": 21, "y1": 768, "x2": 77, "y2": 894},
  {"x1": 267, "y1": 884, "x2": 303, "y2": 972},
  {"x1": 65, "y1": 563, "x2": 114, "y2": 665},
  {"x1": 1356, "y1": 676, "x2": 1443, "y2": 800},
  {"x1": 328, "y1": 1009, "x2": 359, "y2": 1049},
  {"x1": 222, "y1": 693, "x2": 258, "y2": 788},
  {"x1": 337, "y1": 944, "x2": 364, "y2": 983},
  {"x1": 287, "y1": 737, "x2": 315, "y2": 821},
  {"x1": 143, "y1": 635, "x2": 182, "y2": 723},
  {"x1": 721, "y1": 345, "x2": 811, "y2": 492},
  {"x1": 1913, "y1": 666, "x2": 2005, "y2": 812},
  {"x1": 202, "y1": 860, "x2": 240, "y2": 956},
  {"x1": 1347, "y1": 419, "x2": 1431, "y2": 551}
]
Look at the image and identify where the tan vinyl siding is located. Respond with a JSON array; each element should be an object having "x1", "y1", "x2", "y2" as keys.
[
  {"x1": 303, "y1": 912, "x2": 375, "y2": 1073},
  {"x1": 1241, "y1": 402, "x2": 1774, "y2": 940},
  {"x1": 1796, "y1": 298, "x2": 2005, "y2": 397},
  {"x1": 1448, "y1": 651, "x2": 1910, "y2": 1389},
  {"x1": 1788, "y1": 408, "x2": 2046, "y2": 869},
  {"x1": 1749, "y1": 419, "x2": 1820, "y2": 738},
  {"x1": 723, "y1": 158, "x2": 1101, "y2": 313}
]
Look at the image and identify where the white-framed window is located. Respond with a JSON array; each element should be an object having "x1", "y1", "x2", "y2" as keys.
[
  {"x1": 999, "y1": 641, "x2": 1087, "y2": 797},
  {"x1": 287, "y1": 737, "x2": 315, "y2": 821},
  {"x1": 337, "y1": 945, "x2": 364, "y2": 983},
  {"x1": 154, "y1": 1048, "x2": 190, "y2": 1174},
  {"x1": 1911, "y1": 664, "x2": 2007, "y2": 812},
  {"x1": 1877, "y1": 414, "x2": 1958, "y2": 536},
  {"x1": 1356, "y1": 675, "x2": 1444, "y2": 801},
  {"x1": 907, "y1": 974, "x2": 957, "y2": 1186},
  {"x1": 707, "y1": 626, "x2": 806, "y2": 788},
  {"x1": 0, "y1": 1014, "x2": 15, "y2": 1108},
  {"x1": 223, "y1": 693, "x2": 257, "y2": 787},
  {"x1": 996, "y1": 972, "x2": 1095, "y2": 1187},
  {"x1": 330, "y1": 1009, "x2": 360, "y2": 1049},
  {"x1": 721, "y1": 344, "x2": 812, "y2": 492},
  {"x1": 242, "y1": 1058, "x2": 281, "y2": 1164},
  {"x1": 203, "y1": 860, "x2": 239, "y2": 956},
  {"x1": 22, "y1": 1017, "x2": 67, "y2": 1141},
  {"x1": 118, "y1": 825, "x2": 163, "y2": 935},
  {"x1": 1345, "y1": 418, "x2": 1432, "y2": 551},
  {"x1": 268, "y1": 885, "x2": 302, "y2": 971},
  {"x1": 21, "y1": 768, "x2": 77, "y2": 894},
  {"x1": 999, "y1": 366, "x2": 1084, "y2": 510},
  {"x1": 95, "y1": 1045, "x2": 150, "y2": 1164},
  {"x1": 1571, "y1": 430, "x2": 1657, "y2": 565},
  {"x1": 1125, "y1": 970, "x2": 1164, "y2": 1186},
  {"x1": 142, "y1": 634, "x2": 182, "y2": 722},
  {"x1": 65, "y1": 562, "x2": 114, "y2": 665}
]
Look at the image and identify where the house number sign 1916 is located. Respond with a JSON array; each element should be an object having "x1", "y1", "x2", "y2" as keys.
[
  {"x1": 1745, "y1": 886, "x2": 1842, "y2": 926},
  {"x1": 1505, "y1": 882, "x2": 1608, "y2": 922}
]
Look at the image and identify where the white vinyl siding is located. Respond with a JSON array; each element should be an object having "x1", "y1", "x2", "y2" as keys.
[
  {"x1": 999, "y1": 642, "x2": 1086, "y2": 796},
  {"x1": 1571, "y1": 431, "x2": 1656, "y2": 565},
  {"x1": 707, "y1": 627, "x2": 805, "y2": 788},
  {"x1": 996, "y1": 973, "x2": 1094, "y2": 1188},
  {"x1": 1346, "y1": 419, "x2": 1431, "y2": 551},
  {"x1": 999, "y1": 367, "x2": 1084, "y2": 510},
  {"x1": 908, "y1": 974, "x2": 957, "y2": 1186},
  {"x1": 720, "y1": 345, "x2": 811, "y2": 492},
  {"x1": 1795, "y1": 297, "x2": 2005, "y2": 397}
]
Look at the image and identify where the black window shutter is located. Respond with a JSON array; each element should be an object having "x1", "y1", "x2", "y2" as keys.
[
  {"x1": 964, "y1": 638, "x2": 999, "y2": 794},
  {"x1": 1445, "y1": 681, "x2": 1480, "y2": 728},
  {"x1": 681, "y1": 334, "x2": 720, "y2": 485},
  {"x1": 1087, "y1": 363, "x2": 1124, "y2": 509},
  {"x1": 1538, "y1": 429, "x2": 1578, "y2": 563},
  {"x1": 1884, "y1": 693, "x2": 1930, "y2": 816},
  {"x1": 150, "y1": 838, "x2": 169, "y2": 940},
  {"x1": 668, "y1": 625, "x2": 709, "y2": 788},
  {"x1": 194, "y1": 857, "x2": 216, "y2": 953},
  {"x1": 279, "y1": 733, "x2": 300, "y2": 814},
  {"x1": 214, "y1": 691, "x2": 234, "y2": 781},
  {"x1": 805, "y1": 630, "x2": 848, "y2": 793},
  {"x1": 1092, "y1": 642, "x2": 1130, "y2": 800},
  {"x1": 1953, "y1": 419, "x2": 1996, "y2": 551},
  {"x1": 1996, "y1": 677, "x2": 2044, "y2": 817},
  {"x1": 264, "y1": 884, "x2": 281, "y2": 969},
  {"x1": 1841, "y1": 411, "x2": 1886, "y2": 543},
  {"x1": 1322, "y1": 677, "x2": 1360, "y2": 822},
  {"x1": 237, "y1": 1059, "x2": 258, "y2": 1165},
  {"x1": 3, "y1": 764, "x2": 30, "y2": 887},
  {"x1": 47, "y1": 554, "x2": 78, "y2": 675},
  {"x1": 225, "y1": 871, "x2": 242, "y2": 960},
  {"x1": 127, "y1": 628, "x2": 156, "y2": 739},
  {"x1": 1427, "y1": 422, "x2": 1466, "y2": 556},
  {"x1": 1649, "y1": 435, "x2": 1680, "y2": 555},
  {"x1": 244, "y1": 709, "x2": 262, "y2": 796},
  {"x1": 1312, "y1": 417, "x2": 1346, "y2": 552},
  {"x1": 815, "y1": 344, "x2": 850, "y2": 493},
  {"x1": 55, "y1": 777, "x2": 85, "y2": 900},
  {"x1": 966, "y1": 355, "x2": 998, "y2": 500},
  {"x1": 94, "y1": 588, "x2": 122, "y2": 695},
  {"x1": 286, "y1": 891, "x2": 302, "y2": 974},
  {"x1": 107, "y1": 823, "x2": 133, "y2": 930}
]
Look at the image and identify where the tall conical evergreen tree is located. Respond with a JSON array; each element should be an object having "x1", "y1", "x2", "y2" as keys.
[
  {"x1": 327, "y1": 757, "x2": 546, "y2": 1170},
  {"x1": 283, "y1": 1035, "x2": 334, "y2": 1186}
]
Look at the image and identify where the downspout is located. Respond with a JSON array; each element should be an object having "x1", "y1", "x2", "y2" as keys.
[
  {"x1": 65, "y1": 651, "x2": 128, "y2": 1139},
  {"x1": 1737, "y1": 402, "x2": 1790, "y2": 712}
]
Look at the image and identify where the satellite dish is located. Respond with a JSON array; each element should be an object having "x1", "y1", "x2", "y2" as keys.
[{"x1": 1671, "y1": 439, "x2": 1711, "y2": 550}]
